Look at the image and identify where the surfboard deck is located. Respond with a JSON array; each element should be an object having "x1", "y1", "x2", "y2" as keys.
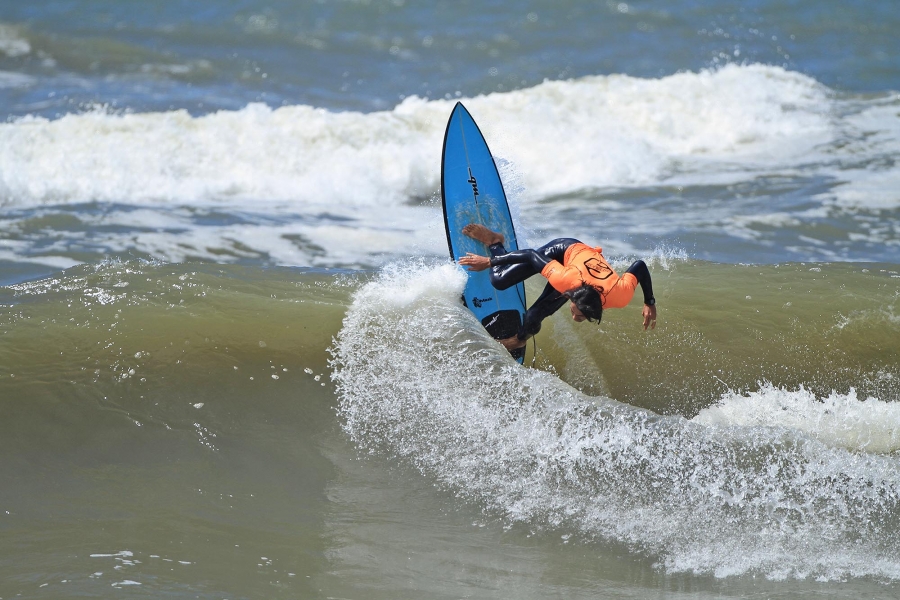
[{"x1": 441, "y1": 102, "x2": 527, "y2": 363}]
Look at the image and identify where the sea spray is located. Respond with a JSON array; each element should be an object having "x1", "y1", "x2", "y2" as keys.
[
  {"x1": 694, "y1": 384, "x2": 900, "y2": 454},
  {"x1": 331, "y1": 261, "x2": 900, "y2": 581}
]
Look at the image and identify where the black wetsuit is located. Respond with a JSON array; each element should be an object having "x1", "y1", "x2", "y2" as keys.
[{"x1": 485, "y1": 238, "x2": 655, "y2": 341}]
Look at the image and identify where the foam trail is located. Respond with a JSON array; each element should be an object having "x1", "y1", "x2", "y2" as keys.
[{"x1": 331, "y1": 262, "x2": 900, "y2": 581}]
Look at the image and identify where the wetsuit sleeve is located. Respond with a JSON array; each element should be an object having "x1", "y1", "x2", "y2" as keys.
[
  {"x1": 625, "y1": 260, "x2": 655, "y2": 305},
  {"x1": 489, "y1": 249, "x2": 553, "y2": 272}
]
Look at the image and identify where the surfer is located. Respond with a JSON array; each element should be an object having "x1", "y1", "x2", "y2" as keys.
[{"x1": 458, "y1": 224, "x2": 656, "y2": 350}]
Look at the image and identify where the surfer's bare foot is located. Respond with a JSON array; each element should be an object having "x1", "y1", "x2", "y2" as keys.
[
  {"x1": 462, "y1": 223, "x2": 504, "y2": 246},
  {"x1": 499, "y1": 335, "x2": 526, "y2": 350}
]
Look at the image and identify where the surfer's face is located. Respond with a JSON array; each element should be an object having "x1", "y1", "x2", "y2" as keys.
[{"x1": 570, "y1": 302, "x2": 587, "y2": 322}]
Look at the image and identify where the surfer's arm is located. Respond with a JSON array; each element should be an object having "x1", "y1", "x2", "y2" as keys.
[
  {"x1": 626, "y1": 260, "x2": 657, "y2": 330},
  {"x1": 626, "y1": 260, "x2": 655, "y2": 306}
]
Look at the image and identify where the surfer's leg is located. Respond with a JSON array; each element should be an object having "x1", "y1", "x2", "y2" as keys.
[
  {"x1": 461, "y1": 222, "x2": 532, "y2": 289},
  {"x1": 488, "y1": 244, "x2": 539, "y2": 290},
  {"x1": 518, "y1": 283, "x2": 568, "y2": 340}
]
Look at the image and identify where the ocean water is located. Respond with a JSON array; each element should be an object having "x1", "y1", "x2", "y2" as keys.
[{"x1": 1, "y1": 1, "x2": 899, "y2": 598}]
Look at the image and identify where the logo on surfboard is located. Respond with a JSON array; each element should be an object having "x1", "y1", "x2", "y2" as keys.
[
  {"x1": 467, "y1": 168, "x2": 479, "y2": 199},
  {"x1": 472, "y1": 295, "x2": 493, "y2": 308}
]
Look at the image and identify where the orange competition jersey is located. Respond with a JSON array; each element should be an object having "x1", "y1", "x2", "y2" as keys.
[{"x1": 539, "y1": 243, "x2": 638, "y2": 308}]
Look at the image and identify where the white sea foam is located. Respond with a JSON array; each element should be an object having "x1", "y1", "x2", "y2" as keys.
[
  {"x1": 0, "y1": 70, "x2": 36, "y2": 89},
  {"x1": 331, "y1": 261, "x2": 900, "y2": 582},
  {"x1": 818, "y1": 96, "x2": 900, "y2": 211},
  {"x1": 693, "y1": 384, "x2": 900, "y2": 454},
  {"x1": 0, "y1": 23, "x2": 30, "y2": 57},
  {"x1": 0, "y1": 64, "x2": 864, "y2": 210}
]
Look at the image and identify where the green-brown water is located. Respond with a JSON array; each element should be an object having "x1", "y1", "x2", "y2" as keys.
[{"x1": 2, "y1": 259, "x2": 899, "y2": 598}]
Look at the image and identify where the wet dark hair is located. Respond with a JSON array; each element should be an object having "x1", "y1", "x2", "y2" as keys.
[{"x1": 568, "y1": 284, "x2": 603, "y2": 323}]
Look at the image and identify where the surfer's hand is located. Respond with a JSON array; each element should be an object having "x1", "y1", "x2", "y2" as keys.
[
  {"x1": 499, "y1": 335, "x2": 526, "y2": 350},
  {"x1": 642, "y1": 304, "x2": 657, "y2": 330},
  {"x1": 459, "y1": 253, "x2": 491, "y2": 271}
]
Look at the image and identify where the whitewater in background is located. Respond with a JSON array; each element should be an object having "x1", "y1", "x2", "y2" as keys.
[
  {"x1": 1, "y1": 1, "x2": 899, "y2": 598},
  {"x1": 1, "y1": 64, "x2": 899, "y2": 273}
]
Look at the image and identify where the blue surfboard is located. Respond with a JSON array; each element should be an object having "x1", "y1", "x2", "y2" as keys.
[{"x1": 441, "y1": 102, "x2": 527, "y2": 363}]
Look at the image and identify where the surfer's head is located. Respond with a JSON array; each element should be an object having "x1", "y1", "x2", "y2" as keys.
[{"x1": 568, "y1": 285, "x2": 602, "y2": 323}]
